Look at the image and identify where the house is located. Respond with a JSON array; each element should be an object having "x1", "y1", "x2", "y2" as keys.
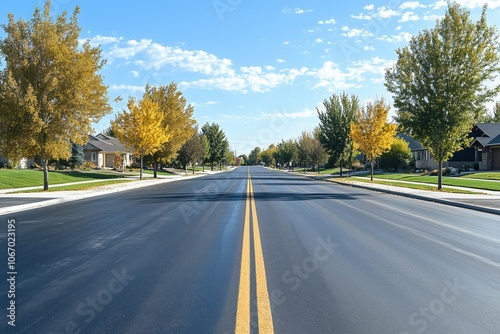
[
  {"x1": 400, "y1": 123, "x2": 500, "y2": 171},
  {"x1": 83, "y1": 134, "x2": 133, "y2": 169}
]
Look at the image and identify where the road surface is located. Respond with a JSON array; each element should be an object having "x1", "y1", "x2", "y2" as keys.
[{"x1": 1, "y1": 166, "x2": 499, "y2": 333}]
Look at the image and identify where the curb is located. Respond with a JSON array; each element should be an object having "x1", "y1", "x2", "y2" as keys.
[{"x1": 303, "y1": 175, "x2": 500, "y2": 216}]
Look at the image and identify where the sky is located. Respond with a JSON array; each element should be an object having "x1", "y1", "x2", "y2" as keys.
[{"x1": 1, "y1": 0, "x2": 500, "y2": 156}]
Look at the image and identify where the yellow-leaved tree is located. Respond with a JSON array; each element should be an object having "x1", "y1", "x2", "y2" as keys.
[
  {"x1": 112, "y1": 97, "x2": 171, "y2": 180},
  {"x1": 350, "y1": 99, "x2": 397, "y2": 181},
  {"x1": 0, "y1": 1, "x2": 111, "y2": 190}
]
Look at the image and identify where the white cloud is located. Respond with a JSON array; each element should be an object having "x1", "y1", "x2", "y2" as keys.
[
  {"x1": 318, "y1": 18, "x2": 336, "y2": 25},
  {"x1": 109, "y1": 84, "x2": 144, "y2": 92},
  {"x1": 283, "y1": 7, "x2": 313, "y2": 14},
  {"x1": 351, "y1": 13, "x2": 373, "y2": 20},
  {"x1": 432, "y1": 1, "x2": 447, "y2": 9},
  {"x1": 277, "y1": 59, "x2": 286, "y2": 63},
  {"x1": 342, "y1": 26, "x2": 374, "y2": 38},
  {"x1": 400, "y1": 11, "x2": 419, "y2": 22},
  {"x1": 364, "y1": 46, "x2": 375, "y2": 51},
  {"x1": 377, "y1": 6, "x2": 400, "y2": 19},
  {"x1": 206, "y1": 101, "x2": 218, "y2": 105},
  {"x1": 108, "y1": 39, "x2": 152, "y2": 59},
  {"x1": 315, "y1": 38, "x2": 324, "y2": 43},
  {"x1": 400, "y1": 1, "x2": 426, "y2": 9},
  {"x1": 181, "y1": 77, "x2": 247, "y2": 92},
  {"x1": 130, "y1": 71, "x2": 139, "y2": 78},
  {"x1": 378, "y1": 32, "x2": 413, "y2": 43},
  {"x1": 453, "y1": 0, "x2": 500, "y2": 9},
  {"x1": 283, "y1": 41, "x2": 291, "y2": 45},
  {"x1": 364, "y1": 4, "x2": 375, "y2": 10},
  {"x1": 423, "y1": 14, "x2": 443, "y2": 21},
  {"x1": 81, "y1": 35, "x2": 122, "y2": 47},
  {"x1": 396, "y1": 25, "x2": 402, "y2": 31}
]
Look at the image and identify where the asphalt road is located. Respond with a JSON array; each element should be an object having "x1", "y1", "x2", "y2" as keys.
[{"x1": 1, "y1": 166, "x2": 499, "y2": 333}]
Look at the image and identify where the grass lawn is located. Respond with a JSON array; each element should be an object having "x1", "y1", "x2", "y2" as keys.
[
  {"x1": 345, "y1": 177, "x2": 479, "y2": 194},
  {"x1": 357, "y1": 173, "x2": 500, "y2": 191},
  {"x1": 11, "y1": 179, "x2": 134, "y2": 193},
  {"x1": 458, "y1": 172, "x2": 500, "y2": 181},
  {"x1": 0, "y1": 169, "x2": 130, "y2": 189}
]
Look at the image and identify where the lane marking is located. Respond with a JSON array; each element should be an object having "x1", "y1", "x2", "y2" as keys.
[
  {"x1": 235, "y1": 177, "x2": 251, "y2": 333},
  {"x1": 235, "y1": 169, "x2": 274, "y2": 333},
  {"x1": 250, "y1": 175, "x2": 275, "y2": 333}
]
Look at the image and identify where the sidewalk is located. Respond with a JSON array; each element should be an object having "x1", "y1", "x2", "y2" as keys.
[
  {"x1": 0, "y1": 170, "x2": 225, "y2": 216},
  {"x1": 302, "y1": 173, "x2": 500, "y2": 216}
]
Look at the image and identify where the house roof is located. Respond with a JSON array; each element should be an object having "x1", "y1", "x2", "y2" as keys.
[
  {"x1": 396, "y1": 133, "x2": 424, "y2": 150},
  {"x1": 475, "y1": 123, "x2": 500, "y2": 139},
  {"x1": 83, "y1": 134, "x2": 131, "y2": 153},
  {"x1": 474, "y1": 123, "x2": 500, "y2": 147}
]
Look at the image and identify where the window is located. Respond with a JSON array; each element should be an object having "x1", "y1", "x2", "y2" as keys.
[{"x1": 91, "y1": 152, "x2": 97, "y2": 162}]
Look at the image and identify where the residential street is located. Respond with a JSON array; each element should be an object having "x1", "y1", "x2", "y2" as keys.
[{"x1": 1, "y1": 166, "x2": 499, "y2": 333}]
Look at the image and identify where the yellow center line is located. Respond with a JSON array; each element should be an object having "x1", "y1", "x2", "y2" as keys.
[
  {"x1": 235, "y1": 168, "x2": 274, "y2": 334},
  {"x1": 235, "y1": 176, "x2": 251, "y2": 333},
  {"x1": 250, "y1": 175, "x2": 275, "y2": 333}
]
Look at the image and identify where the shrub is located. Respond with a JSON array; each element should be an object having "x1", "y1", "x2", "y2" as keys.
[
  {"x1": 81, "y1": 161, "x2": 96, "y2": 171},
  {"x1": 473, "y1": 162, "x2": 479, "y2": 171}
]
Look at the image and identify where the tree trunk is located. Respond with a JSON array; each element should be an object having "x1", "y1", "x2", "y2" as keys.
[
  {"x1": 153, "y1": 161, "x2": 158, "y2": 178},
  {"x1": 348, "y1": 146, "x2": 353, "y2": 177},
  {"x1": 185, "y1": 163, "x2": 188, "y2": 175},
  {"x1": 192, "y1": 163, "x2": 195, "y2": 174},
  {"x1": 140, "y1": 153, "x2": 143, "y2": 180},
  {"x1": 203, "y1": 163, "x2": 205, "y2": 172},
  {"x1": 339, "y1": 153, "x2": 343, "y2": 177},
  {"x1": 438, "y1": 159, "x2": 443, "y2": 191},
  {"x1": 42, "y1": 158, "x2": 49, "y2": 191},
  {"x1": 370, "y1": 160, "x2": 375, "y2": 181}
]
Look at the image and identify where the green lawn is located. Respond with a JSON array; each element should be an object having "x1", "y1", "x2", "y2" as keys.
[
  {"x1": 357, "y1": 173, "x2": 500, "y2": 191},
  {"x1": 11, "y1": 179, "x2": 134, "y2": 193},
  {"x1": 458, "y1": 172, "x2": 500, "y2": 181},
  {"x1": 0, "y1": 169, "x2": 130, "y2": 189},
  {"x1": 344, "y1": 177, "x2": 478, "y2": 194}
]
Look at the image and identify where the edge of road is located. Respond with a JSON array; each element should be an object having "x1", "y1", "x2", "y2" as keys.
[
  {"x1": 287, "y1": 171, "x2": 500, "y2": 216},
  {"x1": 0, "y1": 169, "x2": 229, "y2": 216}
]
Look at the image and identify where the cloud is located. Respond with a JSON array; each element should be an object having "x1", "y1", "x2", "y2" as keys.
[
  {"x1": 130, "y1": 71, "x2": 139, "y2": 78},
  {"x1": 453, "y1": 0, "x2": 500, "y2": 9},
  {"x1": 315, "y1": 38, "x2": 324, "y2": 43},
  {"x1": 377, "y1": 6, "x2": 400, "y2": 19},
  {"x1": 351, "y1": 13, "x2": 373, "y2": 20},
  {"x1": 277, "y1": 59, "x2": 286, "y2": 63},
  {"x1": 109, "y1": 84, "x2": 144, "y2": 92},
  {"x1": 81, "y1": 35, "x2": 122, "y2": 47},
  {"x1": 364, "y1": 46, "x2": 375, "y2": 51},
  {"x1": 318, "y1": 18, "x2": 336, "y2": 25},
  {"x1": 378, "y1": 32, "x2": 413, "y2": 43},
  {"x1": 342, "y1": 26, "x2": 374, "y2": 38},
  {"x1": 400, "y1": 11, "x2": 419, "y2": 22},
  {"x1": 364, "y1": 4, "x2": 375, "y2": 10},
  {"x1": 283, "y1": 7, "x2": 313, "y2": 14},
  {"x1": 108, "y1": 39, "x2": 152, "y2": 59},
  {"x1": 423, "y1": 14, "x2": 444, "y2": 21},
  {"x1": 400, "y1": 1, "x2": 426, "y2": 9},
  {"x1": 432, "y1": 1, "x2": 447, "y2": 9}
]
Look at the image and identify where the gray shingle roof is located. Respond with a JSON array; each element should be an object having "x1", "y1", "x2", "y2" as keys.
[{"x1": 83, "y1": 134, "x2": 131, "y2": 153}]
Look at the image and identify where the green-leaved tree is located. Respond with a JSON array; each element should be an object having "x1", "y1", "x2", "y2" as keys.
[{"x1": 385, "y1": 2, "x2": 500, "y2": 190}]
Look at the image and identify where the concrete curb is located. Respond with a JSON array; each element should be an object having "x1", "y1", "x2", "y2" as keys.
[{"x1": 303, "y1": 175, "x2": 500, "y2": 216}]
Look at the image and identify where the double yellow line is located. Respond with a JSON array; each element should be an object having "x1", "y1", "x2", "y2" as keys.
[{"x1": 235, "y1": 169, "x2": 274, "y2": 333}]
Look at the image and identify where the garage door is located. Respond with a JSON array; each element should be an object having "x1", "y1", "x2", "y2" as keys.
[{"x1": 493, "y1": 148, "x2": 500, "y2": 170}]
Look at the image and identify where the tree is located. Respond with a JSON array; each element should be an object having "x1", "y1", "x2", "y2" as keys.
[
  {"x1": 317, "y1": 93, "x2": 359, "y2": 176},
  {"x1": 379, "y1": 137, "x2": 412, "y2": 171},
  {"x1": 385, "y1": 2, "x2": 500, "y2": 190},
  {"x1": 201, "y1": 122, "x2": 228, "y2": 170},
  {"x1": 248, "y1": 147, "x2": 262, "y2": 165},
  {"x1": 276, "y1": 139, "x2": 298, "y2": 170},
  {"x1": 68, "y1": 144, "x2": 84, "y2": 170},
  {"x1": 112, "y1": 97, "x2": 171, "y2": 180},
  {"x1": 177, "y1": 130, "x2": 205, "y2": 175},
  {"x1": 350, "y1": 99, "x2": 397, "y2": 181},
  {"x1": 103, "y1": 126, "x2": 116, "y2": 138},
  {"x1": 297, "y1": 131, "x2": 313, "y2": 171},
  {"x1": 144, "y1": 83, "x2": 196, "y2": 178},
  {"x1": 240, "y1": 154, "x2": 248, "y2": 166},
  {"x1": 0, "y1": 1, "x2": 111, "y2": 190},
  {"x1": 311, "y1": 128, "x2": 328, "y2": 173},
  {"x1": 260, "y1": 144, "x2": 277, "y2": 167},
  {"x1": 483, "y1": 101, "x2": 500, "y2": 123}
]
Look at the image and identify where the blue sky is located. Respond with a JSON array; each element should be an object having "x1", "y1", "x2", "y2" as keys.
[{"x1": 1, "y1": 1, "x2": 499, "y2": 155}]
